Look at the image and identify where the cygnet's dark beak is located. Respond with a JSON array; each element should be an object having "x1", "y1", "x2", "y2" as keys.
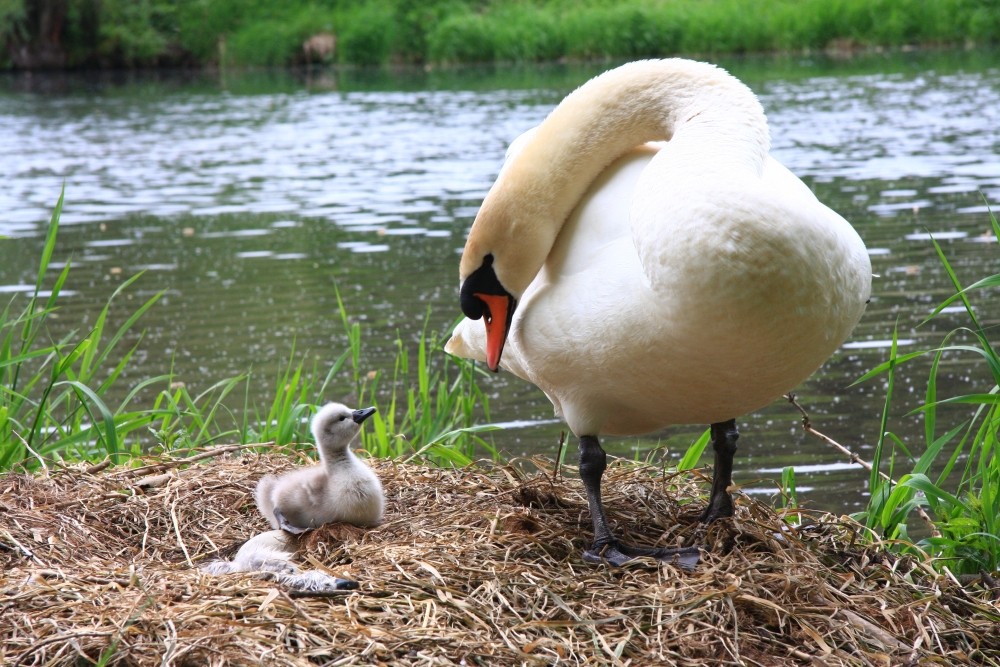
[{"x1": 352, "y1": 406, "x2": 377, "y2": 424}]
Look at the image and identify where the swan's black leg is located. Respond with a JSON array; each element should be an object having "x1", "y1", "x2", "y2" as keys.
[
  {"x1": 700, "y1": 419, "x2": 739, "y2": 523},
  {"x1": 579, "y1": 436, "x2": 615, "y2": 553},
  {"x1": 579, "y1": 435, "x2": 700, "y2": 569}
]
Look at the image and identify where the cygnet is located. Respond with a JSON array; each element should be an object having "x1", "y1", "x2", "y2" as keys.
[
  {"x1": 201, "y1": 530, "x2": 357, "y2": 592},
  {"x1": 202, "y1": 530, "x2": 296, "y2": 576},
  {"x1": 255, "y1": 403, "x2": 384, "y2": 534}
]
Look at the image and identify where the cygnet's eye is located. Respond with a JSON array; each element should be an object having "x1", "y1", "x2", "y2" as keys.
[{"x1": 338, "y1": 415, "x2": 347, "y2": 421}]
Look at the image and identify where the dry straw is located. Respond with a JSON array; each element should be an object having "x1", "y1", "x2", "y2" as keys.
[{"x1": 2, "y1": 448, "x2": 998, "y2": 666}]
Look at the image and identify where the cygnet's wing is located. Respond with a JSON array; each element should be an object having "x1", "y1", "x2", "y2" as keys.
[
  {"x1": 274, "y1": 507, "x2": 311, "y2": 535},
  {"x1": 254, "y1": 474, "x2": 279, "y2": 529}
]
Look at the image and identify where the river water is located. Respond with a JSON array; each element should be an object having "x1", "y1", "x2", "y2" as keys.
[{"x1": 1, "y1": 50, "x2": 998, "y2": 516}]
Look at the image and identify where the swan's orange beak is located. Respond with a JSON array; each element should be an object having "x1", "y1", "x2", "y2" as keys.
[
  {"x1": 461, "y1": 254, "x2": 516, "y2": 373},
  {"x1": 475, "y1": 292, "x2": 514, "y2": 372}
]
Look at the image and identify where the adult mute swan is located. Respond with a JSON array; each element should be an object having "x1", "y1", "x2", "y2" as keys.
[
  {"x1": 446, "y1": 58, "x2": 871, "y2": 567},
  {"x1": 255, "y1": 403, "x2": 384, "y2": 534}
]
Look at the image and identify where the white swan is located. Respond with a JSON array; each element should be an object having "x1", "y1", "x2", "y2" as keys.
[
  {"x1": 255, "y1": 403, "x2": 384, "y2": 533},
  {"x1": 446, "y1": 58, "x2": 871, "y2": 567}
]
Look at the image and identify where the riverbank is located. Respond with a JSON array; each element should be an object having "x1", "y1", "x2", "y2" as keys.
[
  {"x1": 2, "y1": 0, "x2": 998, "y2": 69},
  {"x1": 2, "y1": 451, "x2": 998, "y2": 665}
]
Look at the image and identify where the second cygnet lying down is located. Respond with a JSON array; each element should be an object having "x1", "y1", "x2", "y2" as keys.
[
  {"x1": 255, "y1": 402, "x2": 384, "y2": 534},
  {"x1": 202, "y1": 530, "x2": 357, "y2": 592}
]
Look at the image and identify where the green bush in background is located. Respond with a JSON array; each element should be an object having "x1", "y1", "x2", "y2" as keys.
[{"x1": 2, "y1": 0, "x2": 999, "y2": 69}]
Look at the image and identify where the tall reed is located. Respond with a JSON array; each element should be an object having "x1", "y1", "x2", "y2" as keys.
[
  {"x1": 0, "y1": 190, "x2": 166, "y2": 469},
  {"x1": 853, "y1": 207, "x2": 1000, "y2": 575}
]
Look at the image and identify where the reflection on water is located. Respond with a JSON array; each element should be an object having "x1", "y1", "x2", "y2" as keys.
[{"x1": 1, "y1": 51, "x2": 998, "y2": 516}]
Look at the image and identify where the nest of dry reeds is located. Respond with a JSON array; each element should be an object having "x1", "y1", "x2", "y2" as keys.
[{"x1": 2, "y1": 448, "x2": 998, "y2": 667}]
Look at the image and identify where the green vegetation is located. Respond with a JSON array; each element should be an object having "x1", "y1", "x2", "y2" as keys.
[
  {"x1": 0, "y1": 193, "x2": 495, "y2": 473},
  {"x1": 852, "y1": 206, "x2": 1000, "y2": 576},
  {"x1": 2, "y1": 0, "x2": 999, "y2": 69},
  {"x1": 1, "y1": 191, "x2": 161, "y2": 469}
]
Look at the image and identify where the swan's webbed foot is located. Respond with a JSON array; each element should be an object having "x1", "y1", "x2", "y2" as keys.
[
  {"x1": 579, "y1": 435, "x2": 701, "y2": 571},
  {"x1": 274, "y1": 507, "x2": 310, "y2": 535},
  {"x1": 583, "y1": 541, "x2": 701, "y2": 570}
]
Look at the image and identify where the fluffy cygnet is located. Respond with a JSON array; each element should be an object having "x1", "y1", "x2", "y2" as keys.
[
  {"x1": 255, "y1": 403, "x2": 384, "y2": 534},
  {"x1": 201, "y1": 530, "x2": 357, "y2": 592},
  {"x1": 202, "y1": 530, "x2": 295, "y2": 575}
]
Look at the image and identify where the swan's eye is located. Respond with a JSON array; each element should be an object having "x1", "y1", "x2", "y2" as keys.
[{"x1": 339, "y1": 415, "x2": 347, "y2": 421}]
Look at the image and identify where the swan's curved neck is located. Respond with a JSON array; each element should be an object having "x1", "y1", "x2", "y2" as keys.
[{"x1": 461, "y1": 59, "x2": 770, "y2": 296}]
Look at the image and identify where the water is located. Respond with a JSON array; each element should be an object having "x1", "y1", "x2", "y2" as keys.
[{"x1": 2, "y1": 51, "x2": 999, "y2": 516}]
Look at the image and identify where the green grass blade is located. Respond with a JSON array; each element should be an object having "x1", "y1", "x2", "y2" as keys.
[
  {"x1": 42, "y1": 259, "x2": 72, "y2": 315},
  {"x1": 922, "y1": 273, "x2": 1000, "y2": 325},
  {"x1": 118, "y1": 374, "x2": 174, "y2": 413},
  {"x1": 850, "y1": 349, "x2": 929, "y2": 385},
  {"x1": 924, "y1": 338, "x2": 944, "y2": 449},
  {"x1": 10, "y1": 188, "x2": 65, "y2": 398},
  {"x1": 866, "y1": 324, "x2": 900, "y2": 530},
  {"x1": 32, "y1": 187, "x2": 64, "y2": 302},
  {"x1": 988, "y1": 198, "x2": 1000, "y2": 242},
  {"x1": 677, "y1": 428, "x2": 710, "y2": 471},
  {"x1": 910, "y1": 392, "x2": 1000, "y2": 412},
  {"x1": 0, "y1": 346, "x2": 59, "y2": 370},
  {"x1": 898, "y1": 473, "x2": 971, "y2": 514},
  {"x1": 926, "y1": 233, "x2": 980, "y2": 331},
  {"x1": 56, "y1": 379, "x2": 121, "y2": 460},
  {"x1": 84, "y1": 278, "x2": 164, "y2": 378},
  {"x1": 914, "y1": 421, "x2": 966, "y2": 477}
]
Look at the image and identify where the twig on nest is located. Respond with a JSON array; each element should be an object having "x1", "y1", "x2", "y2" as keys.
[
  {"x1": 784, "y1": 393, "x2": 940, "y2": 537},
  {"x1": 85, "y1": 459, "x2": 113, "y2": 475},
  {"x1": 116, "y1": 443, "x2": 261, "y2": 478},
  {"x1": 1, "y1": 529, "x2": 45, "y2": 566},
  {"x1": 286, "y1": 588, "x2": 392, "y2": 599}
]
